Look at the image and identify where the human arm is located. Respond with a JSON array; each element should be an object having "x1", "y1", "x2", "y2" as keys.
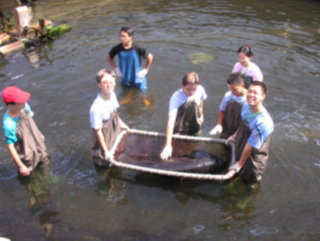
[
  {"x1": 107, "y1": 54, "x2": 121, "y2": 77},
  {"x1": 138, "y1": 53, "x2": 154, "y2": 78},
  {"x1": 230, "y1": 142, "x2": 253, "y2": 172},
  {"x1": 94, "y1": 129, "x2": 113, "y2": 160},
  {"x1": 209, "y1": 111, "x2": 224, "y2": 135},
  {"x1": 145, "y1": 53, "x2": 153, "y2": 71},
  {"x1": 160, "y1": 115, "x2": 176, "y2": 160},
  {"x1": 251, "y1": 63, "x2": 263, "y2": 81},
  {"x1": 194, "y1": 99, "x2": 204, "y2": 124},
  {"x1": 199, "y1": 100, "x2": 204, "y2": 117},
  {"x1": 107, "y1": 54, "x2": 116, "y2": 69},
  {"x1": 7, "y1": 143, "x2": 31, "y2": 176}
]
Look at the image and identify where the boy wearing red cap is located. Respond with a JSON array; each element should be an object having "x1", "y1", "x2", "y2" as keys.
[{"x1": 2, "y1": 86, "x2": 48, "y2": 176}]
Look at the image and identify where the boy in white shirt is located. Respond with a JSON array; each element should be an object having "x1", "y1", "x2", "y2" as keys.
[{"x1": 90, "y1": 69, "x2": 129, "y2": 165}]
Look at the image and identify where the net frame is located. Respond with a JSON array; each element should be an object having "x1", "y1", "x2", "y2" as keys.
[{"x1": 108, "y1": 129, "x2": 238, "y2": 181}]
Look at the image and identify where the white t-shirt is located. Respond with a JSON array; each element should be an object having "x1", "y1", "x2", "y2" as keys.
[
  {"x1": 89, "y1": 92, "x2": 119, "y2": 130},
  {"x1": 232, "y1": 62, "x2": 263, "y2": 81},
  {"x1": 219, "y1": 91, "x2": 247, "y2": 111},
  {"x1": 168, "y1": 85, "x2": 207, "y2": 118}
]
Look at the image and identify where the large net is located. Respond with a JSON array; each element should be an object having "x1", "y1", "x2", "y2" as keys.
[{"x1": 109, "y1": 129, "x2": 237, "y2": 181}]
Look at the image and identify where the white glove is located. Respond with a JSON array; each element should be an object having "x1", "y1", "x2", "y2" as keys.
[
  {"x1": 209, "y1": 124, "x2": 222, "y2": 135},
  {"x1": 229, "y1": 162, "x2": 241, "y2": 173},
  {"x1": 104, "y1": 150, "x2": 113, "y2": 161},
  {"x1": 225, "y1": 135, "x2": 235, "y2": 145},
  {"x1": 160, "y1": 145, "x2": 172, "y2": 160},
  {"x1": 114, "y1": 67, "x2": 122, "y2": 78},
  {"x1": 137, "y1": 68, "x2": 148, "y2": 78}
]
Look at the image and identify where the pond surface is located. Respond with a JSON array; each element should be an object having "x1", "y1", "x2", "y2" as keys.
[{"x1": 0, "y1": 0, "x2": 320, "y2": 240}]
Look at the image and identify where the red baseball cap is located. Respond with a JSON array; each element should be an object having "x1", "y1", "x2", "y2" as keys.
[{"x1": 2, "y1": 86, "x2": 31, "y2": 104}]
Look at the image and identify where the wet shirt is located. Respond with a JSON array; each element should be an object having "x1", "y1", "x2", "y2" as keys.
[
  {"x1": 232, "y1": 62, "x2": 263, "y2": 82},
  {"x1": 90, "y1": 92, "x2": 119, "y2": 130},
  {"x1": 241, "y1": 103, "x2": 274, "y2": 149},
  {"x1": 219, "y1": 91, "x2": 246, "y2": 111},
  {"x1": 109, "y1": 43, "x2": 149, "y2": 87},
  {"x1": 168, "y1": 85, "x2": 207, "y2": 118},
  {"x1": 2, "y1": 103, "x2": 34, "y2": 144}
]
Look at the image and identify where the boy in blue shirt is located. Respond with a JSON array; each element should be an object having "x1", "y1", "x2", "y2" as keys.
[
  {"x1": 210, "y1": 73, "x2": 247, "y2": 138},
  {"x1": 2, "y1": 86, "x2": 48, "y2": 176}
]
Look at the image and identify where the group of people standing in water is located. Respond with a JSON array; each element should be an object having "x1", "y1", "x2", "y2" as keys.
[{"x1": 1, "y1": 26, "x2": 274, "y2": 186}]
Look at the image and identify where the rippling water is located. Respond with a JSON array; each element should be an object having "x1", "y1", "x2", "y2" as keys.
[{"x1": 0, "y1": 0, "x2": 319, "y2": 240}]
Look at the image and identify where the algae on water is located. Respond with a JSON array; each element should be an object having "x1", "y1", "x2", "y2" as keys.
[{"x1": 188, "y1": 52, "x2": 214, "y2": 65}]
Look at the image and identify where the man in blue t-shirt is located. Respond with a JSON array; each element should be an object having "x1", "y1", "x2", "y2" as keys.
[
  {"x1": 227, "y1": 81, "x2": 274, "y2": 185},
  {"x1": 107, "y1": 26, "x2": 153, "y2": 92}
]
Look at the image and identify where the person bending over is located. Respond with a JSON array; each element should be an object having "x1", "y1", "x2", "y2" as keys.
[{"x1": 160, "y1": 72, "x2": 207, "y2": 160}]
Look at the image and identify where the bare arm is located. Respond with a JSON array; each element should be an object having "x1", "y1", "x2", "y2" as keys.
[
  {"x1": 107, "y1": 55, "x2": 117, "y2": 69},
  {"x1": 94, "y1": 129, "x2": 108, "y2": 153},
  {"x1": 144, "y1": 53, "x2": 153, "y2": 71},
  {"x1": 216, "y1": 111, "x2": 224, "y2": 125},
  {"x1": 164, "y1": 115, "x2": 176, "y2": 148},
  {"x1": 160, "y1": 115, "x2": 176, "y2": 160},
  {"x1": 7, "y1": 143, "x2": 30, "y2": 176},
  {"x1": 199, "y1": 100, "x2": 205, "y2": 117},
  {"x1": 237, "y1": 142, "x2": 253, "y2": 168}
]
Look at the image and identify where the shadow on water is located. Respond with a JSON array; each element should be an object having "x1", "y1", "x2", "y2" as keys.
[
  {"x1": 96, "y1": 164, "x2": 259, "y2": 215},
  {"x1": 89, "y1": 164, "x2": 261, "y2": 240}
]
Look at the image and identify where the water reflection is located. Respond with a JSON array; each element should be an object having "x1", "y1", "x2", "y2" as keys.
[
  {"x1": 17, "y1": 163, "x2": 60, "y2": 236},
  {"x1": 94, "y1": 165, "x2": 129, "y2": 206}
]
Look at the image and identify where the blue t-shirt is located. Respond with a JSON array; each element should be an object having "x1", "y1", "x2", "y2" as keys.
[
  {"x1": 219, "y1": 91, "x2": 246, "y2": 111},
  {"x1": 109, "y1": 43, "x2": 148, "y2": 90},
  {"x1": 2, "y1": 103, "x2": 34, "y2": 144},
  {"x1": 241, "y1": 103, "x2": 274, "y2": 149}
]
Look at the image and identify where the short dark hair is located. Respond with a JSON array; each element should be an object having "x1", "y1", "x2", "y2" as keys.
[
  {"x1": 249, "y1": 81, "x2": 267, "y2": 94},
  {"x1": 237, "y1": 45, "x2": 253, "y2": 57},
  {"x1": 120, "y1": 26, "x2": 134, "y2": 36},
  {"x1": 182, "y1": 72, "x2": 200, "y2": 86},
  {"x1": 226, "y1": 73, "x2": 244, "y2": 85},
  {"x1": 96, "y1": 69, "x2": 116, "y2": 83}
]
